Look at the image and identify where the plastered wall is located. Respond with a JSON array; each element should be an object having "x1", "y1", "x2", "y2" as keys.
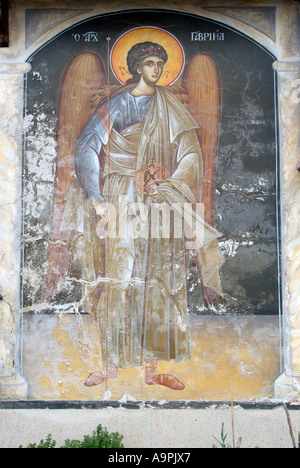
[{"x1": 0, "y1": 0, "x2": 299, "y2": 410}]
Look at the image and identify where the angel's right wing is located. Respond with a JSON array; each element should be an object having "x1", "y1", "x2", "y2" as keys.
[
  {"x1": 181, "y1": 53, "x2": 225, "y2": 306},
  {"x1": 42, "y1": 52, "x2": 107, "y2": 303},
  {"x1": 182, "y1": 53, "x2": 221, "y2": 227}
]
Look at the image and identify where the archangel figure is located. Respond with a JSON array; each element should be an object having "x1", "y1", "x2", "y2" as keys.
[{"x1": 43, "y1": 38, "x2": 225, "y2": 391}]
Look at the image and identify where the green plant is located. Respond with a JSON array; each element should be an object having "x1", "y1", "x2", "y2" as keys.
[
  {"x1": 19, "y1": 424, "x2": 124, "y2": 449},
  {"x1": 62, "y1": 424, "x2": 124, "y2": 448},
  {"x1": 20, "y1": 434, "x2": 57, "y2": 449},
  {"x1": 212, "y1": 423, "x2": 232, "y2": 448}
]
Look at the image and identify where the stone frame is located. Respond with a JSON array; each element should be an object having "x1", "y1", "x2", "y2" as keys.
[{"x1": 0, "y1": 0, "x2": 299, "y2": 401}]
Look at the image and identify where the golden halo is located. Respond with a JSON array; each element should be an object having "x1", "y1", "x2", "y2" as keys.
[{"x1": 110, "y1": 27, "x2": 185, "y2": 86}]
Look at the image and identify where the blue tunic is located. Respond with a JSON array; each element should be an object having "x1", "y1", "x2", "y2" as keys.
[{"x1": 74, "y1": 91, "x2": 153, "y2": 203}]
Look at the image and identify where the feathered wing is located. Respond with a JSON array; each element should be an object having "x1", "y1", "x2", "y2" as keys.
[
  {"x1": 174, "y1": 53, "x2": 224, "y2": 307},
  {"x1": 42, "y1": 52, "x2": 107, "y2": 302},
  {"x1": 182, "y1": 53, "x2": 221, "y2": 226}
]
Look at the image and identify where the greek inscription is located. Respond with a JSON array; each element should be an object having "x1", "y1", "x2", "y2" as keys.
[
  {"x1": 191, "y1": 30, "x2": 225, "y2": 42},
  {"x1": 72, "y1": 33, "x2": 81, "y2": 42},
  {"x1": 83, "y1": 32, "x2": 99, "y2": 42},
  {"x1": 72, "y1": 32, "x2": 99, "y2": 43}
]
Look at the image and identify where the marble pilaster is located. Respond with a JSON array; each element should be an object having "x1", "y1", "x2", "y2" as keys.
[
  {"x1": 273, "y1": 59, "x2": 300, "y2": 400},
  {"x1": 0, "y1": 63, "x2": 30, "y2": 399}
]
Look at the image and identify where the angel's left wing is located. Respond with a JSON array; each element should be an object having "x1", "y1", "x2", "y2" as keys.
[
  {"x1": 167, "y1": 54, "x2": 225, "y2": 307},
  {"x1": 182, "y1": 53, "x2": 221, "y2": 227},
  {"x1": 42, "y1": 52, "x2": 107, "y2": 303},
  {"x1": 167, "y1": 55, "x2": 221, "y2": 226}
]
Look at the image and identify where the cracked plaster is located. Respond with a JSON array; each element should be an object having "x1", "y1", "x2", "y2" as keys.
[{"x1": 0, "y1": 1, "x2": 299, "y2": 404}]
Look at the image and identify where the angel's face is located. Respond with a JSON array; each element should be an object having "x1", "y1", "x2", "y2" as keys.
[{"x1": 137, "y1": 56, "x2": 165, "y2": 85}]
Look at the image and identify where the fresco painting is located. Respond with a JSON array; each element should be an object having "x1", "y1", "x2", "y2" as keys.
[{"x1": 22, "y1": 10, "x2": 280, "y2": 400}]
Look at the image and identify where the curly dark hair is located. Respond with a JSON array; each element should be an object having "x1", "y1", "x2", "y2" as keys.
[{"x1": 126, "y1": 41, "x2": 168, "y2": 84}]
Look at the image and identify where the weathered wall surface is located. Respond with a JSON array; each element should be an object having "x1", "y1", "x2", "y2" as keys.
[
  {"x1": 22, "y1": 315, "x2": 280, "y2": 401},
  {"x1": 0, "y1": 0, "x2": 299, "y2": 449},
  {"x1": 19, "y1": 4, "x2": 282, "y2": 403}
]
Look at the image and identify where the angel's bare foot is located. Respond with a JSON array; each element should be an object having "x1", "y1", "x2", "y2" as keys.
[
  {"x1": 84, "y1": 371, "x2": 106, "y2": 387},
  {"x1": 84, "y1": 366, "x2": 118, "y2": 387},
  {"x1": 145, "y1": 373, "x2": 185, "y2": 390},
  {"x1": 144, "y1": 360, "x2": 185, "y2": 390}
]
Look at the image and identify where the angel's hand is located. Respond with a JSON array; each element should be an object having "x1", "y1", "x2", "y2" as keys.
[
  {"x1": 146, "y1": 179, "x2": 165, "y2": 202},
  {"x1": 92, "y1": 199, "x2": 110, "y2": 226}
]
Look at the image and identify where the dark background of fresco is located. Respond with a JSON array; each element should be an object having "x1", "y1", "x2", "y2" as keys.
[{"x1": 23, "y1": 9, "x2": 280, "y2": 315}]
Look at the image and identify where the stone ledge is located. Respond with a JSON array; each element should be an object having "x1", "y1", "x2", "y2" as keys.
[
  {"x1": 0, "y1": 400, "x2": 299, "y2": 410},
  {"x1": 0, "y1": 404, "x2": 299, "y2": 448}
]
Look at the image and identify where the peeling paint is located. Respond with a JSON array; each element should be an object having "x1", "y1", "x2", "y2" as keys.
[{"x1": 0, "y1": 5, "x2": 293, "y2": 405}]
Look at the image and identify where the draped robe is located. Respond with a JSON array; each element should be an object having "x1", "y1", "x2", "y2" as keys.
[{"x1": 61, "y1": 86, "x2": 224, "y2": 368}]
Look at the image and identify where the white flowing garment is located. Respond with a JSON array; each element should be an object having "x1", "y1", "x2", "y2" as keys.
[{"x1": 61, "y1": 86, "x2": 224, "y2": 368}]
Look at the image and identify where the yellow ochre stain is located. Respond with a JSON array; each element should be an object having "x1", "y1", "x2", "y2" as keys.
[{"x1": 39, "y1": 376, "x2": 52, "y2": 389}]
